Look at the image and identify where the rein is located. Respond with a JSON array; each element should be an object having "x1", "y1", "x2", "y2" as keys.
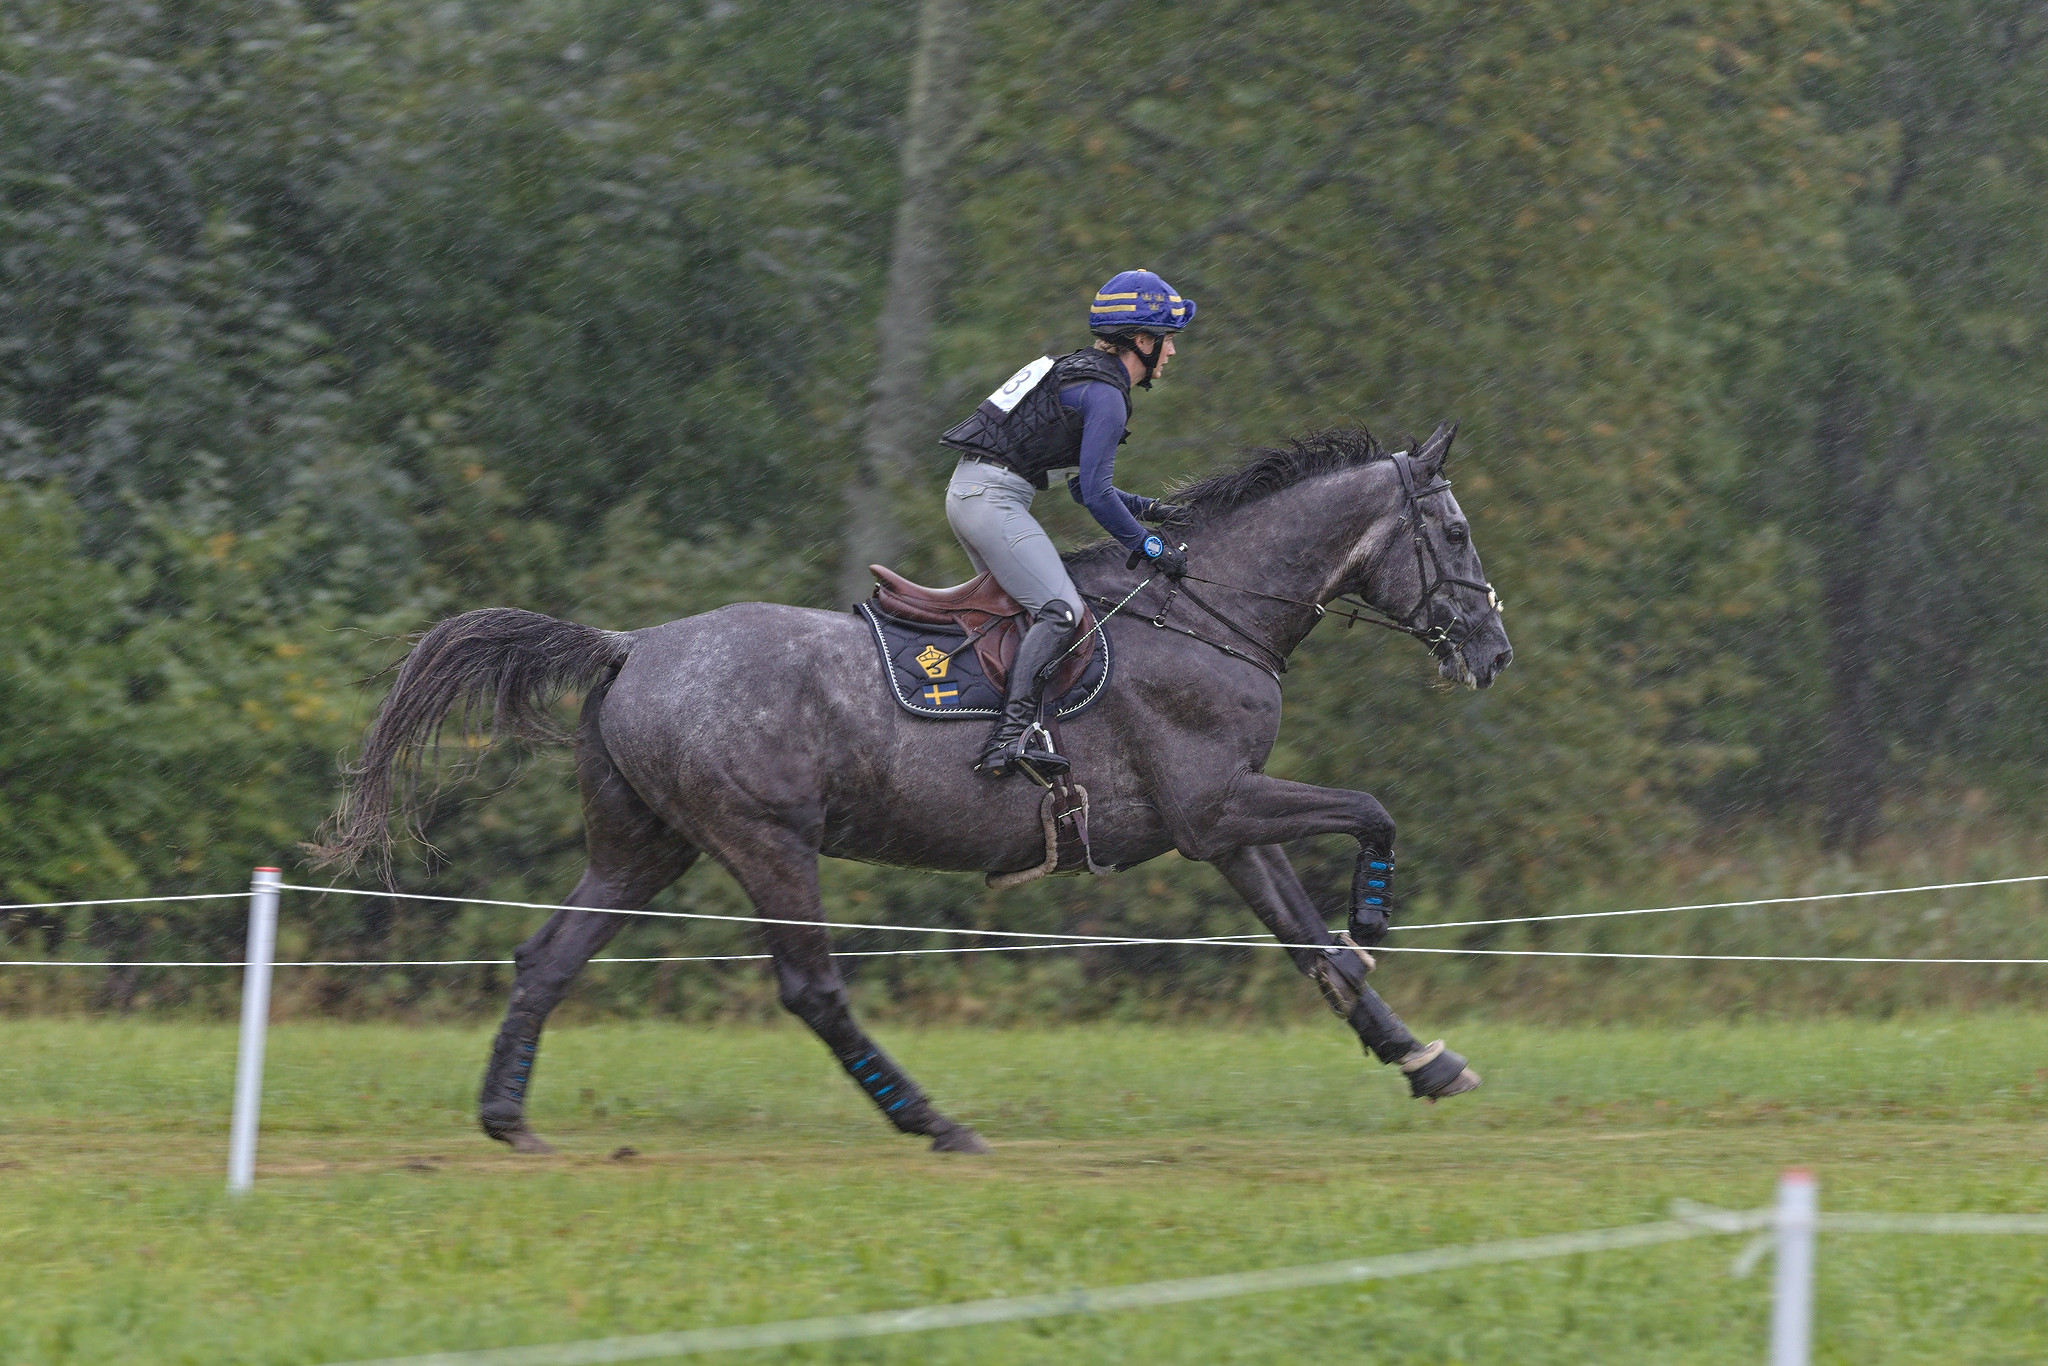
[
  {"x1": 1081, "y1": 581, "x2": 1287, "y2": 684},
  {"x1": 1147, "y1": 578, "x2": 1289, "y2": 682},
  {"x1": 1092, "y1": 451, "x2": 1502, "y2": 680}
]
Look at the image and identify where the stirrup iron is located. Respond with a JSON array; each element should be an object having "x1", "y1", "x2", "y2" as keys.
[{"x1": 1009, "y1": 721, "x2": 1068, "y2": 787}]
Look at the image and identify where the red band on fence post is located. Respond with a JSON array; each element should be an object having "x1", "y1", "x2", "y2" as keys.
[{"x1": 1770, "y1": 1168, "x2": 1817, "y2": 1366}]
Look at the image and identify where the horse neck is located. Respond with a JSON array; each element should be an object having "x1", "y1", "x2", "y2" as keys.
[{"x1": 1185, "y1": 465, "x2": 1399, "y2": 662}]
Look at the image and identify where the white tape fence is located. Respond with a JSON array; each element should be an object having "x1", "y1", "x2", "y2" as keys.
[
  {"x1": 4, "y1": 867, "x2": 2044, "y2": 1191},
  {"x1": 311, "y1": 1169, "x2": 2046, "y2": 1366},
  {"x1": 5, "y1": 871, "x2": 2046, "y2": 1362},
  {"x1": 5, "y1": 869, "x2": 2046, "y2": 969}
]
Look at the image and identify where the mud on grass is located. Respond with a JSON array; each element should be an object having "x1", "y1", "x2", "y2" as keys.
[{"x1": 3, "y1": 1018, "x2": 2046, "y2": 1364}]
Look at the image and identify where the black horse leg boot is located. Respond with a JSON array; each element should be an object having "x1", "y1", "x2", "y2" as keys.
[{"x1": 974, "y1": 601, "x2": 1078, "y2": 780}]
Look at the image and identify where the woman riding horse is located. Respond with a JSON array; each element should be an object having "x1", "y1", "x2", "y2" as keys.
[
  {"x1": 938, "y1": 269, "x2": 1195, "y2": 780},
  {"x1": 316, "y1": 401, "x2": 1510, "y2": 1156}
]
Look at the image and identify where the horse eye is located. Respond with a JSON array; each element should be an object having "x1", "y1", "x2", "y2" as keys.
[{"x1": 1445, "y1": 523, "x2": 1468, "y2": 546}]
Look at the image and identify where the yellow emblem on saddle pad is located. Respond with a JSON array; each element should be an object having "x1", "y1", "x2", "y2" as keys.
[{"x1": 915, "y1": 644, "x2": 950, "y2": 679}]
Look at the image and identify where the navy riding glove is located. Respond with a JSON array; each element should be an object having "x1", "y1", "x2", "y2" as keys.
[{"x1": 1126, "y1": 535, "x2": 1188, "y2": 580}]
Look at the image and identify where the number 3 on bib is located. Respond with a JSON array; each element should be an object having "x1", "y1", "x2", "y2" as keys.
[{"x1": 981, "y1": 355, "x2": 1056, "y2": 416}]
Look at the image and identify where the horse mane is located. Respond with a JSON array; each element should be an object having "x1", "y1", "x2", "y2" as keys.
[
  {"x1": 1063, "y1": 427, "x2": 1397, "y2": 570},
  {"x1": 1159, "y1": 427, "x2": 1394, "y2": 527}
]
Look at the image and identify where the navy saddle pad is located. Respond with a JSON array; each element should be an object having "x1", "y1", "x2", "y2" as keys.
[{"x1": 856, "y1": 602, "x2": 1111, "y2": 721}]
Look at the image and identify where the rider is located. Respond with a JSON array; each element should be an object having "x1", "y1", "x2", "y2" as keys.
[{"x1": 938, "y1": 268, "x2": 1195, "y2": 779}]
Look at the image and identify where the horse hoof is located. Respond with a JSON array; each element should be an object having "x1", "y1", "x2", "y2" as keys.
[
  {"x1": 487, "y1": 1124, "x2": 556, "y2": 1154},
  {"x1": 1400, "y1": 1041, "x2": 1481, "y2": 1102},
  {"x1": 1421, "y1": 1068, "x2": 1482, "y2": 1105},
  {"x1": 930, "y1": 1125, "x2": 991, "y2": 1155}
]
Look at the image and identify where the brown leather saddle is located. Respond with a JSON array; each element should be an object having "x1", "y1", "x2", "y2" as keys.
[{"x1": 868, "y1": 564, "x2": 1099, "y2": 699}]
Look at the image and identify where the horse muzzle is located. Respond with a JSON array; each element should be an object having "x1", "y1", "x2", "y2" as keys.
[
  {"x1": 1441, "y1": 632, "x2": 1511, "y2": 690},
  {"x1": 1470, "y1": 642, "x2": 1513, "y2": 689}
]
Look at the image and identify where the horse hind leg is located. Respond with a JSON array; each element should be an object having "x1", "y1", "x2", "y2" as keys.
[
  {"x1": 479, "y1": 855, "x2": 700, "y2": 1150},
  {"x1": 719, "y1": 826, "x2": 988, "y2": 1154},
  {"x1": 481, "y1": 902, "x2": 629, "y2": 1151},
  {"x1": 479, "y1": 734, "x2": 700, "y2": 1151}
]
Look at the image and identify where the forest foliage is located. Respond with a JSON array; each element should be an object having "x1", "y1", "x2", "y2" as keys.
[{"x1": 3, "y1": 0, "x2": 2045, "y2": 1010}]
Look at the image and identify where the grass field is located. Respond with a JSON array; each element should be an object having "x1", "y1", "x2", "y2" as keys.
[{"x1": 4, "y1": 1017, "x2": 2046, "y2": 1364}]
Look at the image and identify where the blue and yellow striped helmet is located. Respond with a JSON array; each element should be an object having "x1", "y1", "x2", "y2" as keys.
[{"x1": 1089, "y1": 269, "x2": 1196, "y2": 335}]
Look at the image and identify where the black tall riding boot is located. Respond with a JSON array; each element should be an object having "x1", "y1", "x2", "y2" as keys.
[{"x1": 974, "y1": 604, "x2": 1077, "y2": 779}]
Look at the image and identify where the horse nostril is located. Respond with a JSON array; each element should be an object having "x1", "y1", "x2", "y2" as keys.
[{"x1": 1494, "y1": 648, "x2": 1513, "y2": 672}]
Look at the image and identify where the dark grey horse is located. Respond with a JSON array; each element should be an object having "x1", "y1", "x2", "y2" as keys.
[{"x1": 315, "y1": 424, "x2": 1511, "y2": 1154}]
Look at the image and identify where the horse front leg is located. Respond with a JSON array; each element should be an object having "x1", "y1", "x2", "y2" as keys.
[
  {"x1": 1195, "y1": 778, "x2": 1481, "y2": 1102},
  {"x1": 1182, "y1": 774, "x2": 1402, "y2": 943}
]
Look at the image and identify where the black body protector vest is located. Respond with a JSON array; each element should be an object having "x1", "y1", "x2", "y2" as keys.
[{"x1": 940, "y1": 348, "x2": 1131, "y2": 489}]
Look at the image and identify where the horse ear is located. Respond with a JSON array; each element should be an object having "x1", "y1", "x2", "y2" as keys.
[{"x1": 1414, "y1": 421, "x2": 1457, "y2": 475}]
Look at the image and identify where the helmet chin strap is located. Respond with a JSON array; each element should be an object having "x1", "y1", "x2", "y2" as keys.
[{"x1": 1124, "y1": 332, "x2": 1161, "y2": 389}]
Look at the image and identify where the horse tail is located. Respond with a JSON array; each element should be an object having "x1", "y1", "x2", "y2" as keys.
[{"x1": 308, "y1": 608, "x2": 634, "y2": 876}]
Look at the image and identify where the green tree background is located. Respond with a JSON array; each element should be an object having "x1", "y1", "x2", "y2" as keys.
[{"x1": 3, "y1": 0, "x2": 2044, "y2": 1017}]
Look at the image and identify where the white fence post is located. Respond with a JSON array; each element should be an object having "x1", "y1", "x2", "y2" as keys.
[
  {"x1": 1770, "y1": 1168, "x2": 1818, "y2": 1366},
  {"x1": 227, "y1": 866, "x2": 281, "y2": 1193}
]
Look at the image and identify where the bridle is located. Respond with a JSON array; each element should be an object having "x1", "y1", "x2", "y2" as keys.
[
  {"x1": 1083, "y1": 451, "x2": 1502, "y2": 680},
  {"x1": 1332, "y1": 451, "x2": 1502, "y2": 666}
]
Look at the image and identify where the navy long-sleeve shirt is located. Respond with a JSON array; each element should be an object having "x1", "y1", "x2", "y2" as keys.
[{"x1": 1059, "y1": 379, "x2": 1153, "y2": 552}]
